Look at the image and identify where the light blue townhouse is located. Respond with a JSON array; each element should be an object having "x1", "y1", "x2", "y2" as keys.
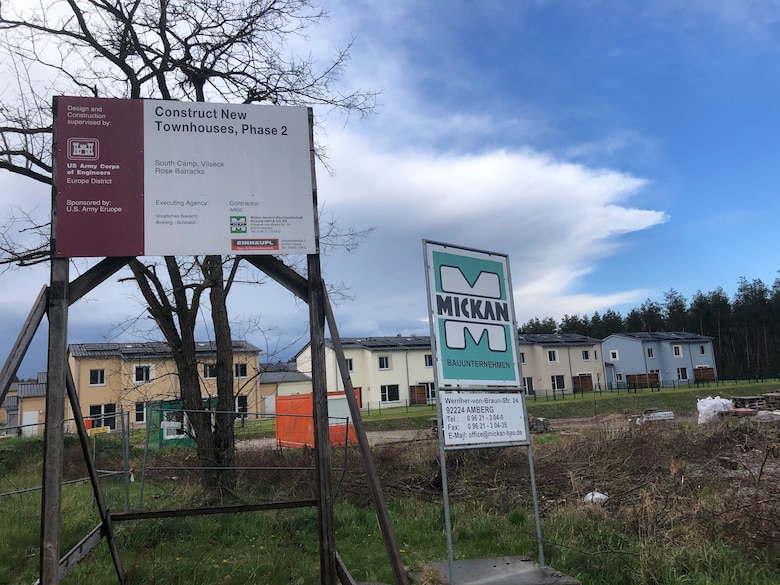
[{"x1": 602, "y1": 332, "x2": 717, "y2": 388}]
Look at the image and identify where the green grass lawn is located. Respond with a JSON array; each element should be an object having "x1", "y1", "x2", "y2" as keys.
[{"x1": 2, "y1": 379, "x2": 778, "y2": 585}]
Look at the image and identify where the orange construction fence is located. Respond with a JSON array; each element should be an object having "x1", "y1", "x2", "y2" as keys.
[{"x1": 275, "y1": 389, "x2": 360, "y2": 448}]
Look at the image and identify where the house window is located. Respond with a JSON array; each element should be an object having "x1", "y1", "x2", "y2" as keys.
[
  {"x1": 673, "y1": 345, "x2": 682, "y2": 357},
  {"x1": 424, "y1": 354, "x2": 433, "y2": 368},
  {"x1": 551, "y1": 375, "x2": 565, "y2": 390},
  {"x1": 378, "y1": 356, "x2": 390, "y2": 370},
  {"x1": 380, "y1": 384, "x2": 399, "y2": 402},
  {"x1": 609, "y1": 350, "x2": 619, "y2": 360},
  {"x1": 582, "y1": 350, "x2": 590, "y2": 361},
  {"x1": 203, "y1": 363, "x2": 218, "y2": 378},
  {"x1": 699, "y1": 345, "x2": 706, "y2": 355},
  {"x1": 89, "y1": 369, "x2": 105, "y2": 386},
  {"x1": 519, "y1": 352, "x2": 526, "y2": 364},
  {"x1": 594, "y1": 350, "x2": 598, "y2": 361},
  {"x1": 523, "y1": 377, "x2": 534, "y2": 395},
  {"x1": 234, "y1": 363, "x2": 248, "y2": 378},
  {"x1": 135, "y1": 402, "x2": 146, "y2": 424},
  {"x1": 236, "y1": 395, "x2": 248, "y2": 418},
  {"x1": 89, "y1": 403, "x2": 116, "y2": 429},
  {"x1": 647, "y1": 348, "x2": 654, "y2": 359},
  {"x1": 346, "y1": 358, "x2": 354, "y2": 372},
  {"x1": 615, "y1": 372, "x2": 624, "y2": 382},
  {"x1": 547, "y1": 350, "x2": 558, "y2": 363},
  {"x1": 422, "y1": 382, "x2": 436, "y2": 400},
  {"x1": 677, "y1": 367, "x2": 688, "y2": 381},
  {"x1": 135, "y1": 365, "x2": 151, "y2": 383}
]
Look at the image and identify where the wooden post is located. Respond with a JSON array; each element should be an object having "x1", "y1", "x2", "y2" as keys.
[
  {"x1": 308, "y1": 254, "x2": 337, "y2": 584},
  {"x1": 324, "y1": 292, "x2": 409, "y2": 585},
  {"x1": 66, "y1": 371, "x2": 125, "y2": 583},
  {"x1": 305, "y1": 106, "x2": 337, "y2": 585},
  {"x1": 40, "y1": 257, "x2": 69, "y2": 584},
  {"x1": 0, "y1": 285, "x2": 48, "y2": 404}
]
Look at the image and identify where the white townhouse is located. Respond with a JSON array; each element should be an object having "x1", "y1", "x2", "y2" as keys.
[
  {"x1": 293, "y1": 336, "x2": 436, "y2": 409},
  {"x1": 517, "y1": 333, "x2": 606, "y2": 397}
]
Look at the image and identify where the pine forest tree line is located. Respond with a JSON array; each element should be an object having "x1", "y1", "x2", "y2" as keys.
[{"x1": 518, "y1": 274, "x2": 780, "y2": 380}]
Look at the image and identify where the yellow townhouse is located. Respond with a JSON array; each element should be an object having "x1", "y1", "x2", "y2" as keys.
[
  {"x1": 2, "y1": 374, "x2": 49, "y2": 436},
  {"x1": 67, "y1": 340, "x2": 264, "y2": 431}
]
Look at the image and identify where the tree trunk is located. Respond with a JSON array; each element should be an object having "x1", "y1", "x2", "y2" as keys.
[{"x1": 204, "y1": 254, "x2": 237, "y2": 495}]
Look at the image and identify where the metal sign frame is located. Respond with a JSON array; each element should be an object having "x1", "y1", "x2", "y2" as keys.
[{"x1": 422, "y1": 240, "x2": 545, "y2": 583}]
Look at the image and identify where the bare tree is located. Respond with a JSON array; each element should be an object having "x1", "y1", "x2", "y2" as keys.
[{"x1": 0, "y1": 0, "x2": 376, "y2": 493}]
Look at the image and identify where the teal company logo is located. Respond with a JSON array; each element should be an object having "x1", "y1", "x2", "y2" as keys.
[
  {"x1": 230, "y1": 216, "x2": 247, "y2": 233},
  {"x1": 432, "y1": 250, "x2": 516, "y2": 383},
  {"x1": 439, "y1": 265, "x2": 507, "y2": 352}
]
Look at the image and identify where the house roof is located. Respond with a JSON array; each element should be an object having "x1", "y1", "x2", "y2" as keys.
[
  {"x1": 327, "y1": 335, "x2": 433, "y2": 351},
  {"x1": 293, "y1": 336, "x2": 434, "y2": 358},
  {"x1": 7, "y1": 377, "x2": 48, "y2": 399},
  {"x1": 607, "y1": 332, "x2": 713, "y2": 343},
  {"x1": 518, "y1": 333, "x2": 601, "y2": 346},
  {"x1": 2, "y1": 394, "x2": 17, "y2": 410},
  {"x1": 2, "y1": 375, "x2": 48, "y2": 406},
  {"x1": 69, "y1": 340, "x2": 260, "y2": 359},
  {"x1": 259, "y1": 370, "x2": 311, "y2": 384},
  {"x1": 258, "y1": 361, "x2": 311, "y2": 384},
  {"x1": 301, "y1": 333, "x2": 606, "y2": 355},
  {"x1": 18, "y1": 382, "x2": 47, "y2": 398}
]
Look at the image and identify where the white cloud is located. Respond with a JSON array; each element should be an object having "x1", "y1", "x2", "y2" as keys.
[{"x1": 310, "y1": 121, "x2": 668, "y2": 337}]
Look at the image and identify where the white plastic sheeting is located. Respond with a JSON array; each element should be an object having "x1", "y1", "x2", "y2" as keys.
[{"x1": 696, "y1": 396, "x2": 734, "y2": 424}]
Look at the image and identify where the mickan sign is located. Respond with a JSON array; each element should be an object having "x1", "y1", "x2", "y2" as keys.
[{"x1": 423, "y1": 241, "x2": 522, "y2": 388}]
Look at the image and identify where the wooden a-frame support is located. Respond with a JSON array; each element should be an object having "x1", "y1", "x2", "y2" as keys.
[{"x1": 0, "y1": 254, "x2": 408, "y2": 585}]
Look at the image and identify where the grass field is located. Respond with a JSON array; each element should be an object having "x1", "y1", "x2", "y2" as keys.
[{"x1": 1, "y1": 380, "x2": 778, "y2": 584}]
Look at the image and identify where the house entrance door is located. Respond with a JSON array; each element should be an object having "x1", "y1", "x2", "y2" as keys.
[{"x1": 22, "y1": 410, "x2": 38, "y2": 436}]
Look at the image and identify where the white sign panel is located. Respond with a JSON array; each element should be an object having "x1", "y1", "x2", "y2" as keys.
[
  {"x1": 144, "y1": 101, "x2": 314, "y2": 255},
  {"x1": 440, "y1": 391, "x2": 527, "y2": 446}
]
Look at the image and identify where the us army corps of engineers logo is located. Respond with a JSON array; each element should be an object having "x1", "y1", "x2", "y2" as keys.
[{"x1": 424, "y1": 241, "x2": 521, "y2": 388}]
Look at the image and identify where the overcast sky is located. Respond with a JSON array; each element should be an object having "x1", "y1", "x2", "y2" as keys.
[{"x1": 3, "y1": 1, "x2": 780, "y2": 377}]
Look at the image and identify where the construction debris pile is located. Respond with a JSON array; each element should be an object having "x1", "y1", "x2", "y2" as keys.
[{"x1": 698, "y1": 392, "x2": 780, "y2": 424}]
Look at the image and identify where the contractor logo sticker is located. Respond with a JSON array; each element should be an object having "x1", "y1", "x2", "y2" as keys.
[
  {"x1": 230, "y1": 216, "x2": 247, "y2": 233},
  {"x1": 231, "y1": 238, "x2": 279, "y2": 251}
]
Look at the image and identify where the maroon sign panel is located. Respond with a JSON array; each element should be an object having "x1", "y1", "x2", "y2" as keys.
[{"x1": 55, "y1": 96, "x2": 144, "y2": 257}]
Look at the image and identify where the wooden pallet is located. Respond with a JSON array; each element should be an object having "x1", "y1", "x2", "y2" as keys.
[
  {"x1": 733, "y1": 396, "x2": 765, "y2": 410},
  {"x1": 762, "y1": 392, "x2": 780, "y2": 410}
]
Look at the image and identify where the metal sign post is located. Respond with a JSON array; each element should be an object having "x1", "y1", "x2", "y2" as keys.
[{"x1": 423, "y1": 240, "x2": 545, "y2": 581}]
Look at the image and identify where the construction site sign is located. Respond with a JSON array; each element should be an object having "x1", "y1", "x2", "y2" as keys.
[{"x1": 55, "y1": 96, "x2": 315, "y2": 257}]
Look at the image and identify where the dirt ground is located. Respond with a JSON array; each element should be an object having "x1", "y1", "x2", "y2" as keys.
[
  {"x1": 336, "y1": 414, "x2": 780, "y2": 553},
  {"x1": 225, "y1": 414, "x2": 780, "y2": 562},
  {"x1": 236, "y1": 414, "x2": 694, "y2": 449}
]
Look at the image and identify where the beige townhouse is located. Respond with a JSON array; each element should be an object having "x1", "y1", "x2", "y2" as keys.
[
  {"x1": 518, "y1": 333, "x2": 606, "y2": 397},
  {"x1": 293, "y1": 336, "x2": 436, "y2": 410}
]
